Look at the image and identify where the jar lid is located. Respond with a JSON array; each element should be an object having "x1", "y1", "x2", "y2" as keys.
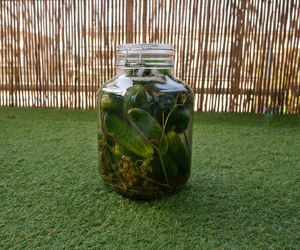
[
  {"x1": 116, "y1": 43, "x2": 174, "y2": 68},
  {"x1": 117, "y1": 43, "x2": 174, "y2": 56}
]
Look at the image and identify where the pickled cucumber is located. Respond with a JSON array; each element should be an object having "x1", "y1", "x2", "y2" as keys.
[
  {"x1": 149, "y1": 153, "x2": 179, "y2": 183},
  {"x1": 114, "y1": 143, "x2": 140, "y2": 163},
  {"x1": 167, "y1": 108, "x2": 190, "y2": 133},
  {"x1": 104, "y1": 113, "x2": 154, "y2": 158},
  {"x1": 127, "y1": 107, "x2": 168, "y2": 155},
  {"x1": 124, "y1": 85, "x2": 152, "y2": 114},
  {"x1": 100, "y1": 92, "x2": 123, "y2": 113},
  {"x1": 167, "y1": 131, "x2": 191, "y2": 174}
]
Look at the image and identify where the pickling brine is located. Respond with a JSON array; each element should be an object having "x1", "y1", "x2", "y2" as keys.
[{"x1": 97, "y1": 44, "x2": 193, "y2": 199}]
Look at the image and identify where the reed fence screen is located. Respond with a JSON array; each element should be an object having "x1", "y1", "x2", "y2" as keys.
[{"x1": 0, "y1": 0, "x2": 299, "y2": 113}]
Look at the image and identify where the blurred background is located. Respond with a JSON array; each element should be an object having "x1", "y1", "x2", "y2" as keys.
[{"x1": 0, "y1": 0, "x2": 299, "y2": 113}]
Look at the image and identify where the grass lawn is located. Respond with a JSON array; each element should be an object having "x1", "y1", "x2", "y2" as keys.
[{"x1": 0, "y1": 107, "x2": 299, "y2": 249}]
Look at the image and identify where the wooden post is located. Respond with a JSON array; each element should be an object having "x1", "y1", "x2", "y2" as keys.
[
  {"x1": 142, "y1": 0, "x2": 147, "y2": 43},
  {"x1": 126, "y1": 0, "x2": 133, "y2": 43}
]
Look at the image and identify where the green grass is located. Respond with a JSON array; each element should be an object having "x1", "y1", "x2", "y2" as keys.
[{"x1": 0, "y1": 107, "x2": 299, "y2": 249}]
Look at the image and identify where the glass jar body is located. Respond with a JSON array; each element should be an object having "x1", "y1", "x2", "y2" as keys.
[{"x1": 97, "y1": 55, "x2": 193, "y2": 199}]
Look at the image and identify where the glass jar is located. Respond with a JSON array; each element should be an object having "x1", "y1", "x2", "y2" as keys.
[{"x1": 97, "y1": 44, "x2": 193, "y2": 199}]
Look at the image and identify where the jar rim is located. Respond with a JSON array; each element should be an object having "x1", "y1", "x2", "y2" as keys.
[
  {"x1": 117, "y1": 43, "x2": 174, "y2": 51},
  {"x1": 117, "y1": 43, "x2": 174, "y2": 57}
]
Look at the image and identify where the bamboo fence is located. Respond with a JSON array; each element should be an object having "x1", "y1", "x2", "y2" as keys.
[{"x1": 0, "y1": 0, "x2": 299, "y2": 113}]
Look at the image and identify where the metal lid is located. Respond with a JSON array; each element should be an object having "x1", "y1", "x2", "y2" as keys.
[
  {"x1": 117, "y1": 43, "x2": 174, "y2": 56},
  {"x1": 116, "y1": 43, "x2": 174, "y2": 68}
]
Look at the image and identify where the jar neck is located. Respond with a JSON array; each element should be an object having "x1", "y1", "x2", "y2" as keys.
[
  {"x1": 116, "y1": 55, "x2": 174, "y2": 72},
  {"x1": 117, "y1": 67, "x2": 174, "y2": 77},
  {"x1": 116, "y1": 44, "x2": 174, "y2": 76}
]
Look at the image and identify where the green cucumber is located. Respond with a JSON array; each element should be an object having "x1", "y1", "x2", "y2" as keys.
[
  {"x1": 149, "y1": 154, "x2": 178, "y2": 183},
  {"x1": 124, "y1": 85, "x2": 152, "y2": 113},
  {"x1": 104, "y1": 113, "x2": 153, "y2": 158},
  {"x1": 167, "y1": 131, "x2": 191, "y2": 174},
  {"x1": 100, "y1": 92, "x2": 123, "y2": 113},
  {"x1": 127, "y1": 107, "x2": 168, "y2": 155},
  {"x1": 167, "y1": 108, "x2": 191, "y2": 133}
]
